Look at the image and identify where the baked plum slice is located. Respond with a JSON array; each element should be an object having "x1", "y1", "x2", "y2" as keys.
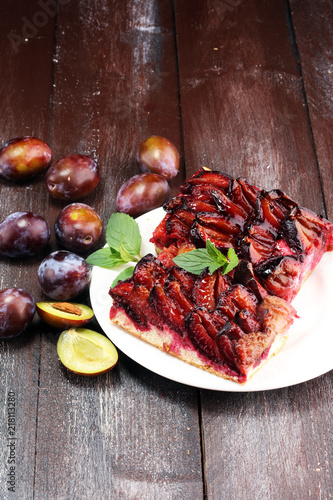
[
  {"x1": 215, "y1": 295, "x2": 296, "y2": 375},
  {"x1": 149, "y1": 283, "x2": 187, "y2": 335},
  {"x1": 282, "y1": 207, "x2": 333, "y2": 254},
  {"x1": 132, "y1": 253, "x2": 166, "y2": 288},
  {"x1": 235, "y1": 310, "x2": 261, "y2": 333},
  {"x1": 164, "y1": 196, "x2": 219, "y2": 215},
  {"x1": 196, "y1": 212, "x2": 242, "y2": 235},
  {"x1": 168, "y1": 266, "x2": 196, "y2": 295},
  {"x1": 192, "y1": 268, "x2": 232, "y2": 310},
  {"x1": 255, "y1": 255, "x2": 302, "y2": 302},
  {"x1": 180, "y1": 169, "x2": 231, "y2": 191},
  {"x1": 164, "y1": 279, "x2": 193, "y2": 318},
  {"x1": 216, "y1": 284, "x2": 259, "y2": 320},
  {"x1": 190, "y1": 221, "x2": 236, "y2": 250},
  {"x1": 185, "y1": 310, "x2": 223, "y2": 362},
  {"x1": 256, "y1": 190, "x2": 297, "y2": 230},
  {"x1": 109, "y1": 280, "x2": 144, "y2": 325},
  {"x1": 233, "y1": 260, "x2": 267, "y2": 301},
  {"x1": 212, "y1": 189, "x2": 248, "y2": 222},
  {"x1": 180, "y1": 183, "x2": 222, "y2": 204},
  {"x1": 110, "y1": 254, "x2": 169, "y2": 328},
  {"x1": 166, "y1": 214, "x2": 192, "y2": 243},
  {"x1": 186, "y1": 307, "x2": 228, "y2": 340},
  {"x1": 229, "y1": 178, "x2": 259, "y2": 215}
]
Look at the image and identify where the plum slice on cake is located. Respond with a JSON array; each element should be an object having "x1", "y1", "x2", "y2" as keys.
[
  {"x1": 152, "y1": 169, "x2": 333, "y2": 301},
  {"x1": 110, "y1": 254, "x2": 296, "y2": 383},
  {"x1": 109, "y1": 169, "x2": 333, "y2": 383}
]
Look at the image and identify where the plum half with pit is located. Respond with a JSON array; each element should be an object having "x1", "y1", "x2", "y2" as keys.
[
  {"x1": 116, "y1": 173, "x2": 170, "y2": 218},
  {"x1": 0, "y1": 136, "x2": 52, "y2": 181},
  {"x1": 45, "y1": 154, "x2": 100, "y2": 200},
  {"x1": 38, "y1": 250, "x2": 92, "y2": 300},
  {"x1": 54, "y1": 203, "x2": 103, "y2": 253},
  {"x1": 36, "y1": 302, "x2": 94, "y2": 329},
  {"x1": 0, "y1": 211, "x2": 50, "y2": 258},
  {"x1": 0, "y1": 288, "x2": 36, "y2": 339},
  {"x1": 137, "y1": 136, "x2": 179, "y2": 180}
]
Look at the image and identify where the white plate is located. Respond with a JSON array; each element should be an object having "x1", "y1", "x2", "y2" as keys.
[{"x1": 90, "y1": 207, "x2": 333, "y2": 392}]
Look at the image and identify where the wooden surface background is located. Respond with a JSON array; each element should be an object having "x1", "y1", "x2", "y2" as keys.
[{"x1": 0, "y1": 0, "x2": 332, "y2": 499}]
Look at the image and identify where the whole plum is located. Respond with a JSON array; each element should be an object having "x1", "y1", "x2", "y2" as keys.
[
  {"x1": 0, "y1": 212, "x2": 50, "y2": 258},
  {"x1": 0, "y1": 136, "x2": 52, "y2": 181},
  {"x1": 38, "y1": 250, "x2": 91, "y2": 300},
  {"x1": 0, "y1": 288, "x2": 36, "y2": 339},
  {"x1": 54, "y1": 203, "x2": 103, "y2": 253},
  {"x1": 116, "y1": 173, "x2": 170, "y2": 217},
  {"x1": 137, "y1": 136, "x2": 179, "y2": 180},
  {"x1": 45, "y1": 154, "x2": 100, "y2": 200}
]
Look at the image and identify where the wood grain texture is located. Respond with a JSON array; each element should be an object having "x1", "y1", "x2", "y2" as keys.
[
  {"x1": 174, "y1": 0, "x2": 324, "y2": 213},
  {"x1": 33, "y1": 1, "x2": 202, "y2": 498},
  {"x1": 174, "y1": 0, "x2": 333, "y2": 499},
  {"x1": 0, "y1": 1, "x2": 55, "y2": 497},
  {"x1": 0, "y1": 0, "x2": 332, "y2": 498},
  {"x1": 290, "y1": 0, "x2": 333, "y2": 218},
  {"x1": 201, "y1": 373, "x2": 333, "y2": 500},
  {"x1": 35, "y1": 357, "x2": 202, "y2": 500}
]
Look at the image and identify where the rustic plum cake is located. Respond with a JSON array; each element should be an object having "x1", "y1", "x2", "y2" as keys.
[{"x1": 109, "y1": 169, "x2": 333, "y2": 383}]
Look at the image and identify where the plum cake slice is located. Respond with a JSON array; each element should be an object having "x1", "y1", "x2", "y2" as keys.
[
  {"x1": 110, "y1": 254, "x2": 296, "y2": 383},
  {"x1": 109, "y1": 169, "x2": 333, "y2": 383},
  {"x1": 152, "y1": 169, "x2": 333, "y2": 301}
]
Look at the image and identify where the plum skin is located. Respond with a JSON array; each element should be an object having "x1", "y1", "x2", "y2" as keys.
[
  {"x1": 54, "y1": 203, "x2": 103, "y2": 253},
  {"x1": 45, "y1": 154, "x2": 100, "y2": 201},
  {"x1": 137, "y1": 136, "x2": 179, "y2": 180},
  {"x1": 0, "y1": 136, "x2": 52, "y2": 181},
  {"x1": 0, "y1": 288, "x2": 36, "y2": 339},
  {"x1": 36, "y1": 302, "x2": 94, "y2": 329},
  {"x1": 116, "y1": 173, "x2": 170, "y2": 217},
  {"x1": 0, "y1": 212, "x2": 50, "y2": 258},
  {"x1": 38, "y1": 250, "x2": 92, "y2": 301}
]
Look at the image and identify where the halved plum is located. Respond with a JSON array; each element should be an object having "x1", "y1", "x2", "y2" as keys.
[{"x1": 36, "y1": 302, "x2": 93, "y2": 329}]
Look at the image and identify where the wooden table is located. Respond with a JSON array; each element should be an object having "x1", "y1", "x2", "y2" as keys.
[{"x1": 1, "y1": 1, "x2": 332, "y2": 498}]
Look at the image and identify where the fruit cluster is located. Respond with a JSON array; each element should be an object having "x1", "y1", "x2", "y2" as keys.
[
  {"x1": 116, "y1": 135, "x2": 179, "y2": 217},
  {"x1": 0, "y1": 134, "x2": 178, "y2": 373},
  {"x1": 0, "y1": 136, "x2": 102, "y2": 340}
]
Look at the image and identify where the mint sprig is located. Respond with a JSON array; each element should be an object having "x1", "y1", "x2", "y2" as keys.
[
  {"x1": 87, "y1": 213, "x2": 239, "y2": 286},
  {"x1": 111, "y1": 266, "x2": 136, "y2": 288},
  {"x1": 106, "y1": 213, "x2": 142, "y2": 261},
  {"x1": 173, "y1": 241, "x2": 239, "y2": 275},
  {"x1": 86, "y1": 213, "x2": 142, "y2": 282}
]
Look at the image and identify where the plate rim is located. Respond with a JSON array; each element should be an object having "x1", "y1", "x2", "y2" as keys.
[{"x1": 89, "y1": 207, "x2": 333, "y2": 392}]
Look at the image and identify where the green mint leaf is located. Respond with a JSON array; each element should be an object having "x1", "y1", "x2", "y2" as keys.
[
  {"x1": 111, "y1": 266, "x2": 135, "y2": 287},
  {"x1": 206, "y1": 239, "x2": 227, "y2": 264},
  {"x1": 208, "y1": 261, "x2": 223, "y2": 274},
  {"x1": 173, "y1": 248, "x2": 216, "y2": 275},
  {"x1": 119, "y1": 239, "x2": 138, "y2": 263},
  {"x1": 86, "y1": 247, "x2": 124, "y2": 269},
  {"x1": 106, "y1": 213, "x2": 142, "y2": 259},
  {"x1": 222, "y1": 247, "x2": 239, "y2": 274},
  {"x1": 173, "y1": 242, "x2": 239, "y2": 276}
]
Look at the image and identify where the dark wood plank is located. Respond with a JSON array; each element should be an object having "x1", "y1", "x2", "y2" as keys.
[
  {"x1": 174, "y1": 0, "x2": 324, "y2": 212},
  {"x1": 290, "y1": 0, "x2": 333, "y2": 218},
  {"x1": 36, "y1": 359, "x2": 202, "y2": 499},
  {"x1": 200, "y1": 374, "x2": 333, "y2": 499},
  {"x1": 174, "y1": 0, "x2": 332, "y2": 498},
  {"x1": 33, "y1": 1, "x2": 202, "y2": 498},
  {"x1": 0, "y1": 1, "x2": 55, "y2": 498}
]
